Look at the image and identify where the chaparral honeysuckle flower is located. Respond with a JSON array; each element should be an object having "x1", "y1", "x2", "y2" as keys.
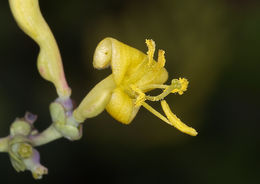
[{"x1": 73, "y1": 37, "x2": 197, "y2": 136}]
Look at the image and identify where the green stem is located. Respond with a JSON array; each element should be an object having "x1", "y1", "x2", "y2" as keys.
[
  {"x1": 30, "y1": 125, "x2": 62, "y2": 147},
  {"x1": 0, "y1": 136, "x2": 9, "y2": 152}
]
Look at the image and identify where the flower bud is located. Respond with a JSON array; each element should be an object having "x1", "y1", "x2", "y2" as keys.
[
  {"x1": 8, "y1": 136, "x2": 47, "y2": 179},
  {"x1": 50, "y1": 102, "x2": 82, "y2": 140},
  {"x1": 10, "y1": 120, "x2": 32, "y2": 137},
  {"x1": 9, "y1": 0, "x2": 71, "y2": 97}
]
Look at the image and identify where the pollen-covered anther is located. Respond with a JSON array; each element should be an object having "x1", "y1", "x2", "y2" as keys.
[
  {"x1": 145, "y1": 39, "x2": 156, "y2": 66},
  {"x1": 157, "y1": 49, "x2": 166, "y2": 68}
]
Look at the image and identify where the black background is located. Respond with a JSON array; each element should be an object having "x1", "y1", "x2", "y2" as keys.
[{"x1": 0, "y1": 0, "x2": 259, "y2": 183}]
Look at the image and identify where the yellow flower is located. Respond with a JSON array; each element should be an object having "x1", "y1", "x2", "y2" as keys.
[{"x1": 73, "y1": 37, "x2": 197, "y2": 136}]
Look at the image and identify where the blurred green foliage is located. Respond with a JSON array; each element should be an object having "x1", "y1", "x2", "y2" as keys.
[{"x1": 0, "y1": 0, "x2": 259, "y2": 183}]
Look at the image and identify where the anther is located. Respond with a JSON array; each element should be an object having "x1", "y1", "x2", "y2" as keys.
[
  {"x1": 145, "y1": 39, "x2": 156, "y2": 66},
  {"x1": 157, "y1": 49, "x2": 166, "y2": 68}
]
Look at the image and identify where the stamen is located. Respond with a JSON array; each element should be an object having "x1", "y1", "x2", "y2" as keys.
[
  {"x1": 157, "y1": 49, "x2": 166, "y2": 68},
  {"x1": 139, "y1": 78, "x2": 188, "y2": 95},
  {"x1": 161, "y1": 100, "x2": 197, "y2": 136},
  {"x1": 142, "y1": 102, "x2": 171, "y2": 124},
  {"x1": 145, "y1": 39, "x2": 155, "y2": 66},
  {"x1": 145, "y1": 79, "x2": 182, "y2": 101},
  {"x1": 132, "y1": 78, "x2": 188, "y2": 106},
  {"x1": 133, "y1": 88, "x2": 197, "y2": 136},
  {"x1": 142, "y1": 102, "x2": 196, "y2": 137},
  {"x1": 139, "y1": 84, "x2": 168, "y2": 91}
]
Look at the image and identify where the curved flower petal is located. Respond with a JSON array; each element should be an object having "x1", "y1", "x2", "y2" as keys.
[
  {"x1": 94, "y1": 37, "x2": 149, "y2": 85},
  {"x1": 106, "y1": 88, "x2": 140, "y2": 124}
]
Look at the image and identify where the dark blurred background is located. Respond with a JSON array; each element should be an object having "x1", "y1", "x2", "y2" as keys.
[{"x1": 0, "y1": 0, "x2": 260, "y2": 183}]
